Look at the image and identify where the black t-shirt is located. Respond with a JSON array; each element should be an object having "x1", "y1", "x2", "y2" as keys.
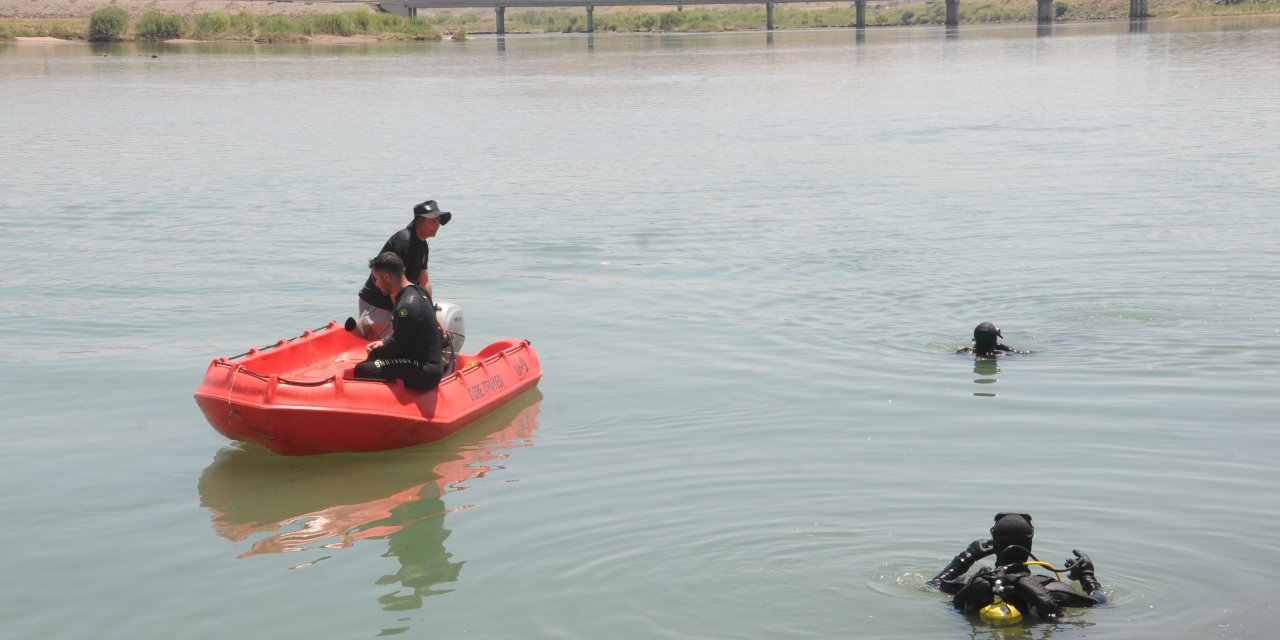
[
  {"x1": 358, "y1": 224, "x2": 429, "y2": 310},
  {"x1": 368, "y1": 284, "x2": 441, "y2": 368}
]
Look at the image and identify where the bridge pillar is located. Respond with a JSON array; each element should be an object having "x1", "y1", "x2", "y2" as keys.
[
  {"x1": 766, "y1": 3, "x2": 775, "y2": 30},
  {"x1": 587, "y1": 4, "x2": 594, "y2": 32},
  {"x1": 496, "y1": 6, "x2": 505, "y2": 34},
  {"x1": 1129, "y1": 0, "x2": 1147, "y2": 17},
  {"x1": 855, "y1": 0, "x2": 866, "y2": 28},
  {"x1": 945, "y1": 0, "x2": 959, "y2": 26},
  {"x1": 1036, "y1": 0, "x2": 1052, "y2": 22}
]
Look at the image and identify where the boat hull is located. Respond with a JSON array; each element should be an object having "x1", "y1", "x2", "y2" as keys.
[{"x1": 194, "y1": 321, "x2": 542, "y2": 455}]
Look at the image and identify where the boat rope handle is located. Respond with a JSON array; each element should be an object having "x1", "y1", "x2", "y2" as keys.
[{"x1": 216, "y1": 360, "x2": 334, "y2": 387}]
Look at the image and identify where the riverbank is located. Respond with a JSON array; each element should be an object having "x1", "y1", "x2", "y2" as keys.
[{"x1": 3, "y1": 0, "x2": 1279, "y2": 40}]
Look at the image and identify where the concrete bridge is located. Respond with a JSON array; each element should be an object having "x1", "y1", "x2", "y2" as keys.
[{"x1": 268, "y1": 0, "x2": 1149, "y2": 33}]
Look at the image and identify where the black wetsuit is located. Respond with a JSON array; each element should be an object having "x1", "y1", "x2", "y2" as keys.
[
  {"x1": 358, "y1": 223, "x2": 429, "y2": 311},
  {"x1": 931, "y1": 538, "x2": 1106, "y2": 620},
  {"x1": 355, "y1": 284, "x2": 443, "y2": 391}
]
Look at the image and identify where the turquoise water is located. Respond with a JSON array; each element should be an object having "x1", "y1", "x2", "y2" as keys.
[{"x1": 2, "y1": 18, "x2": 1279, "y2": 639}]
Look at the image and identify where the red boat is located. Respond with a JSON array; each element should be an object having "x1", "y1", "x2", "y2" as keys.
[{"x1": 194, "y1": 321, "x2": 542, "y2": 455}]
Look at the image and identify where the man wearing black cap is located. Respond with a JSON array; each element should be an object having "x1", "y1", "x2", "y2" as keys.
[
  {"x1": 957, "y1": 322, "x2": 1020, "y2": 357},
  {"x1": 354, "y1": 200, "x2": 453, "y2": 339},
  {"x1": 929, "y1": 513, "x2": 1108, "y2": 621}
]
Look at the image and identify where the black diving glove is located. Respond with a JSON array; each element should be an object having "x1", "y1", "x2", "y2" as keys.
[{"x1": 1064, "y1": 549, "x2": 1103, "y2": 595}]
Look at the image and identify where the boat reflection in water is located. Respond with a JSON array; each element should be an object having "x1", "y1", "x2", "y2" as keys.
[{"x1": 198, "y1": 389, "x2": 543, "y2": 608}]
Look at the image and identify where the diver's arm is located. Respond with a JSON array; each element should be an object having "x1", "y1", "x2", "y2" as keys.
[
  {"x1": 1066, "y1": 549, "x2": 1109, "y2": 605},
  {"x1": 1080, "y1": 573, "x2": 1108, "y2": 605},
  {"x1": 929, "y1": 539, "x2": 994, "y2": 591}
]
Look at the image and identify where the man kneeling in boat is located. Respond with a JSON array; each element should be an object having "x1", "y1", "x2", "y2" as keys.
[{"x1": 354, "y1": 252, "x2": 444, "y2": 391}]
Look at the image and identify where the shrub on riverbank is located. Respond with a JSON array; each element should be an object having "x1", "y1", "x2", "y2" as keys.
[
  {"x1": 89, "y1": 7, "x2": 128, "y2": 41},
  {"x1": 192, "y1": 11, "x2": 235, "y2": 39},
  {"x1": 136, "y1": 11, "x2": 187, "y2": 40},
  {"x1": 259, "y1": 11, "x2": 441, "y2": 40},
  {"x1": 306, "y1": 13, "x2": 357, "y2": 36}
]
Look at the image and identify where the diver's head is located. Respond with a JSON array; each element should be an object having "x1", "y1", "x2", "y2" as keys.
[
  {"x1": 974, "y1": 322, "x2": 1003, "y2": 353},
  {"x1": 991, "y1": 512, "x2": 1034, "y2": 567}
]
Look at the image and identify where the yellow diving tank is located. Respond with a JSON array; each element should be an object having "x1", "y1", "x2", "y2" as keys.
[{"x1": 980, "y1": 596, "x2": 1023, "y2": 626}]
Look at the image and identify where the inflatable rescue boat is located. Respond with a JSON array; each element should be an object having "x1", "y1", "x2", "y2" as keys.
[{"x1": 194, "y1": 310, "x2": 541, "y2": 455}]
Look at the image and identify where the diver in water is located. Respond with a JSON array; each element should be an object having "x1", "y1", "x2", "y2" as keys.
[
  {"x1": 957, "y1": 322, "x2": 1020, "y2": 357},
  {"x1": 928, "y1": 513, "x2": 1108, "y2": 623}
]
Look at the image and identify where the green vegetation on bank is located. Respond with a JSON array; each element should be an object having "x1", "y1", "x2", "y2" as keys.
[
  {"x1": 1152, "y1": 0, "x2": 1280, "y2": 14},
  {"x1": 1, "y1": 17, "x2": 87, "y2": 39},
  {"x1": 3, "y1": 10, "x2": 443, "y2": 42},
  {"x1": 3, "y1": 2, "x2": 1280, "y2": 41},
  {"x1": 136, "y1": 11, "x2": 186, "y2": 41},
  {"x1": 89, "y1": 7, "x2": 128, "y2": 41}
]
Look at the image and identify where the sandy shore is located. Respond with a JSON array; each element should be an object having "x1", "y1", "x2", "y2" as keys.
[{"x1": 0, "y1": 1, "x2": 374, "y2": 19}]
